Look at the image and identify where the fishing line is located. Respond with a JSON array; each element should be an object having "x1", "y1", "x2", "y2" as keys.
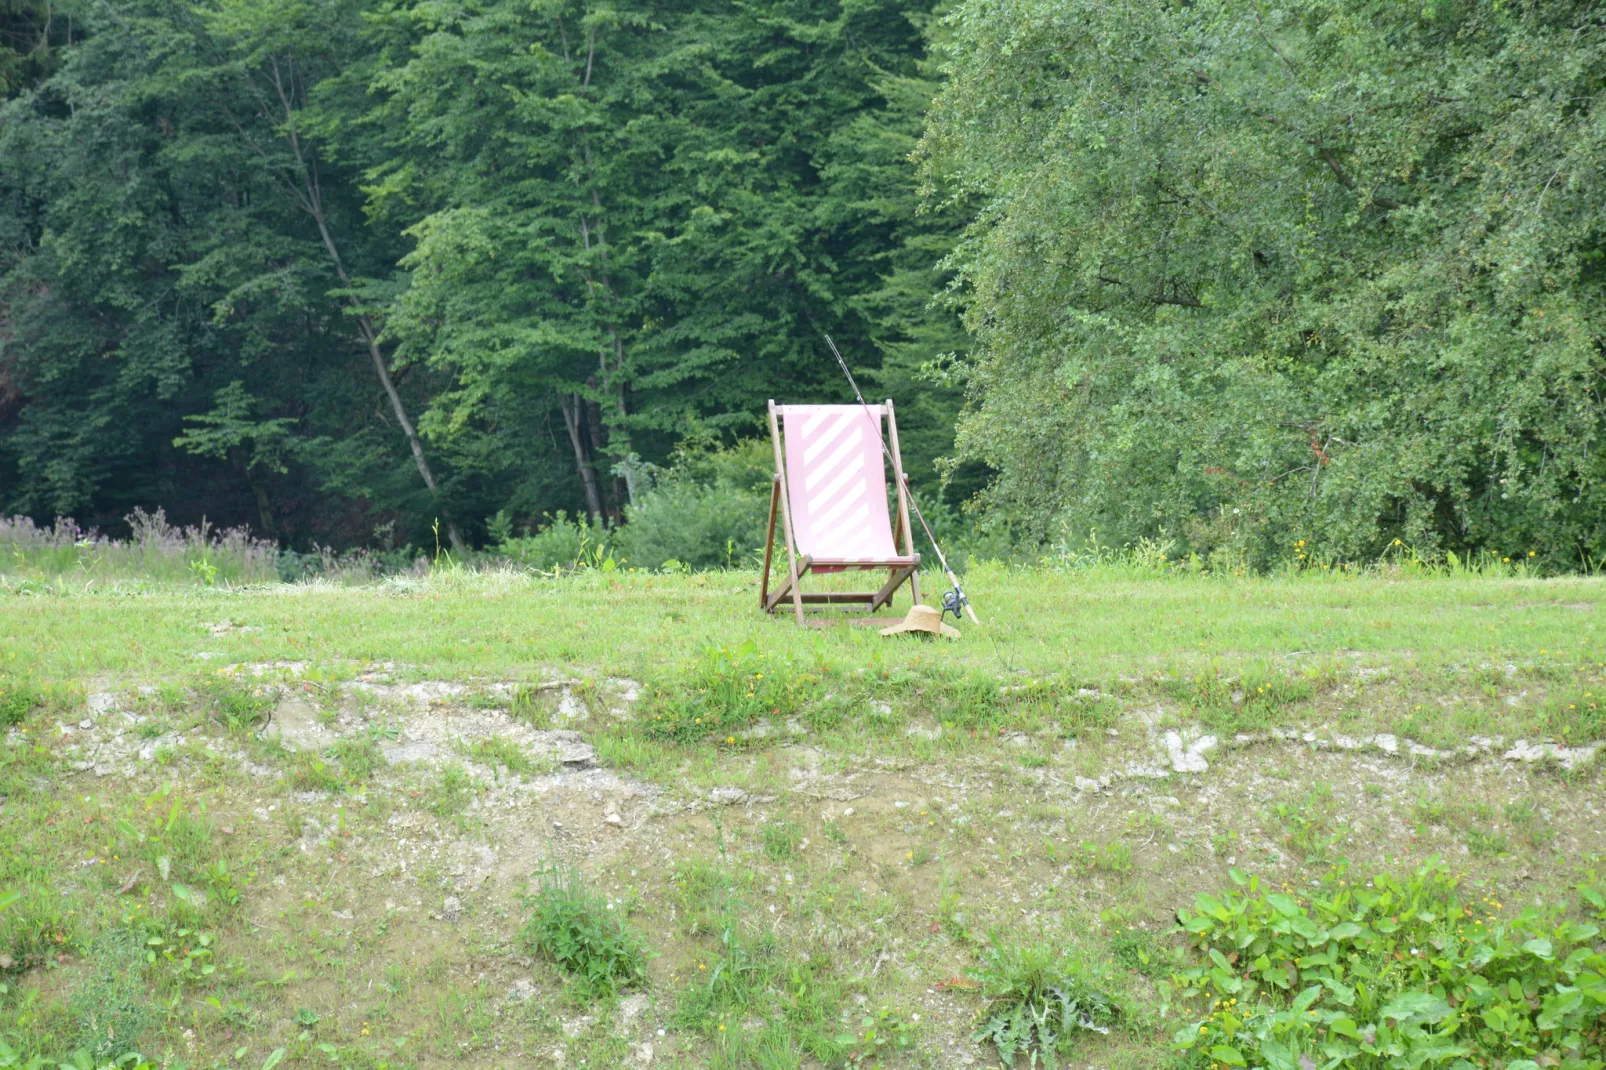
[{"x1": 823, "y1": 334, "x2": 979, "y2": 625}]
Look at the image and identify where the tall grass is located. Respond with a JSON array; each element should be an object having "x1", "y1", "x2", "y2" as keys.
[{"x1": 0, "y1": 510, "x2": 278, "y2": 586}]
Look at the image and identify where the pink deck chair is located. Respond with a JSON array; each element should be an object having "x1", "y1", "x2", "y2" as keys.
[{"x1": 761, "y1": 400, "x2": 921, "y2": 623}]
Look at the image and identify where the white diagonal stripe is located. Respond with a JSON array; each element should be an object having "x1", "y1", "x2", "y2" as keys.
[
  {"x1": 808, "y1": 457, "x2": 867, "y2": 514},
  {"x1": 816, "y1": 501, "x2": 872, "y2": 549},
  {"x1": 812, "y1": 482, "x2": 871, "y2": 531},
  {"x1": 800, "y1": 410, "x2": 831, "y2": 437},
  {"x1": 803, "y1": 416, "x2": 853, "y2": 467},
  {"x1": 805, "y1": 428, "x2": 862, "y2": 485}
]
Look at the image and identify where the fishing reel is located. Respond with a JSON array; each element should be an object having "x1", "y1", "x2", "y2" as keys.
[{"x1": 940, "y1": 584, "x2": 970, "y2": 622}]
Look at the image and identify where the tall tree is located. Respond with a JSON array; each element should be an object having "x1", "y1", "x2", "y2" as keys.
[
  {"x1": 2, "y1": 0, "x2": 968, "y2": 547},
  {"x1": 923, "y1": 0, "x2": 1606, "y2": 566},
  {"x1": 0, "y1": 0, "x2": 468, "y2": 546},
  {"x1": 349, "y1": 0, "x2": 959, "y2": 523}
]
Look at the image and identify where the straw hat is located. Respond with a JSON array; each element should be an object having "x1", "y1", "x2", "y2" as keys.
[{"x1": 879, "y1": 603, "x2": 960, "y2": 640}]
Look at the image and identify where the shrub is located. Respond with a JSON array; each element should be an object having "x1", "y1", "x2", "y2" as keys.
[
  {"x1": 615, "y1": 438, "x2": 771, "y2": 571},
  {"x1": 493, "y1": 511, "x2": 616, "y2": 572},
  {"x1": 970, "y1": 931, "x2": 1123, "y2": 1068},
  {"x1": 616, "y1": 481, "x2": 767, "y2": 571},
  {"x1": 1172, "y1": 862, "x2": 1606, "y2": 1070},
  {"x1": 521, "y1": 864, "x2": 646, "y2": 998}
]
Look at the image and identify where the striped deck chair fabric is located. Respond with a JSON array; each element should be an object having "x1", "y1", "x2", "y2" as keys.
[
  {"x1": 761, "y1": 400, "x2": 921, "y2": 622},
  {"x1": 782, "y1": 406, "x2": 914, "y2": 569}
]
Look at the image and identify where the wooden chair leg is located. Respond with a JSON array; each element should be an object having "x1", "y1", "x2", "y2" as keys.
[
  {"x1": 786, "y1": 555, "x2": 810, "y2": 625},
  {"x1": 759, "y1": 478, "x2": 780, "y2": 609},
  {"x1": 870, "y1": 564, "x2": 916, "y2": 612},
  {"x1": 764, "y1": 556, "x2": 812, "y2": 613}
]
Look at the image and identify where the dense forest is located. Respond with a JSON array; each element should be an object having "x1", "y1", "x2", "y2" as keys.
[{"x1": 3, "y1": 0, "x2": 1604, "y2": 569}]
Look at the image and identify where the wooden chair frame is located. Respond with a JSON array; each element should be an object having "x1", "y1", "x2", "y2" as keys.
[{"x1": 760, "y1": 399, "x2": 921, "y2": 624}]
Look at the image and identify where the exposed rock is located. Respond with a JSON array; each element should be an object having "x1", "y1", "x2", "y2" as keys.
[
  {"x1": 618, "y1": 993, "x2": 649, "y2": 1029},
  {"x1": 268, "y1": 697, "x2": 332, "y2": 751}
]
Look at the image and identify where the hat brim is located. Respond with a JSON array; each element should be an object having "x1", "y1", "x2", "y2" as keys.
[{"x1": 878, "y1": 619, "x2": 961, "y2": 640}]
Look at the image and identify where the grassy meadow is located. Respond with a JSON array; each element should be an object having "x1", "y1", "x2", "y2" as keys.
[{"x1": 2, "y1": 563, "x2": 1604, "y2": 1069}]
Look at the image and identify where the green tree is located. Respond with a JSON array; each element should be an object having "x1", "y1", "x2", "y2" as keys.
[
  {"x1": 352, "y1": 0, "x2": 964, "y2": 523},
  {"x1": 924, "y1": 0, "x2": 1606, "y2": 567},
  {"x1": 1, "y1": 0, "x2": 967, "y2": 550}
]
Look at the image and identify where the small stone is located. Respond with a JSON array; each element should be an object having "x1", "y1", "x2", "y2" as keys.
[
  {"x1": 79, "y1": 718, "x2": 93, "y2": 730},
  {"x1": 442, "y1": 895, "x2": 463, "y2": 921},
  {"x1": 557, "y1": 743, "x2": 595, "y2": 766},
  {"x1": 605, "y1": 812, "x2": 623, "y2": 827},
  {"x1": 506, "y1": 977, "x2": 537, "y2": 1004}
]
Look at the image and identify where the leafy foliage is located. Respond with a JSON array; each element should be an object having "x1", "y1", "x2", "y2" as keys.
[
  {"x1": 1173, "y1": 862, "x2": 1606, "y2": 1069},
  {"x1": 0, "y1": 675, "x2": 36, "y2": 727},
  {"x1": 522, "y1": 864, "x2": 646, "y2": 999},
  {"x1": 0, "y1": 0, "x2": 963, "y2": 550},
  {"x1": 925, "y1": 0, "x2": 1606, "y2": 567},
  {"x1": 614, "y1": 439, "x2": 773, "y2": 571}
]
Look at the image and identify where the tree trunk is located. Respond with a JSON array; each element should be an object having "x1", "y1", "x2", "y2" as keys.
[
  {"x1": 560, "y1": 394, "x2": 605, "y2": 523},
  {"x1": 583, "y1": 396, "x2": 620, "y2": 523},
  {"x1": 251, "y1": 56, "x2": 467, "y2": 553},
  {"x1": 248, "y1": 476, "x2": 278, "y2": 543}
]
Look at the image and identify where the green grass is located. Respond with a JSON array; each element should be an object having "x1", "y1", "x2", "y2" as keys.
[
  {"x1": 0, "y1": 565, "x2": 1602, "y2": 1068},
  {"x1": 0, "y1": 564, "x2": 1600, "y2": 685}
]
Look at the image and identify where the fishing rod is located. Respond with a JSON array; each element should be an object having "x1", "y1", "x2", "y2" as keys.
[{"x1": 823, "y1": 334, "x2": 979, "y2": 625}]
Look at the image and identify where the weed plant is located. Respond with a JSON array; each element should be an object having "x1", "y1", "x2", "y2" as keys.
[
  {"x1": 1173, "y1": 862, "x2": 1606, "y2": 1069},
  {"x1": 1, "y1": 511, "x2": 278, "y2": 586},
  {"x1": 521, "y1": 864, "x2": 646, "y2": 999},
  {"x1": 969, "y1": 930, "x2": 1123, "y2": 1068},
  {"x1": 424, "y1": 764, "x2": 475, "y2": 819},
  {"x1": 0, "y1": 678, "x2": 37, "y2": 727},
  {"x1": 1160, "y1": 662, "x2": 1324, "y2": 735},
  {"x1": 197, "y1": 677, "x2": 273, "y2": 734},
  {"x1": 461, "y1": 737, "x2": 541, "y2": 779}
]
